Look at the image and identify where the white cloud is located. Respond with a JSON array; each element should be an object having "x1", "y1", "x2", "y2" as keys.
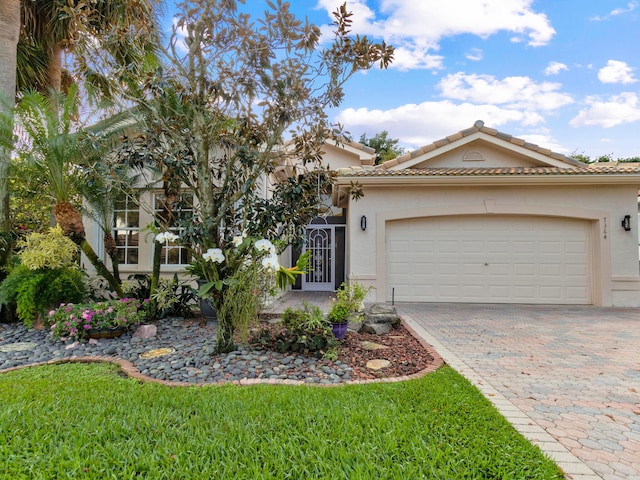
[
  {"x1": 171, "y1": 17, "x2": 189, "y2": 54},
  {"x1": 517, "y1": 132, "x2": 569, "y2": 154},
  {"x1": 570, "y1": 92, "x2": 640, "y2": 127},
  {"x1": 544, "y1": 61, "x2": 568, "y2": 76},
  {"x1": 598, "y1": 60, "x2": 637, "y2": 84},
  {"x1": 316, "y1": 0, "x2": 555, "y2": 70},
  {"x1": 465, "y1": 48, "x2": 483, "y2": 62},
  {"x1": 437, "y1": 73, "x2": 573, "y2": 111},
  {"x1": 590, "y1": 1, "x2": 639, "y2": 20},
  {"x1": 336, "y1": 101, "x2": 544, "y2": 149},
  {"x1": 611, "y1": 1, "x2": 640, "y2": 15}
]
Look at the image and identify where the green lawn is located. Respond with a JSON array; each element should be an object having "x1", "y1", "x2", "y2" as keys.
[{"x1": 0, "y1": 363, "x2": 563, "y2": 479}]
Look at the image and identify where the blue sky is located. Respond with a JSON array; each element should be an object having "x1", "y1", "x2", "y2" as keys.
[{"x1": 164, "y1": 1, "x2": 640, "y2": 159}]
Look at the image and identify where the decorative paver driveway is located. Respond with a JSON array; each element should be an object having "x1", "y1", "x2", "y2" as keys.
[{"x1": 398, "y1": 303, "x2": 640, "y2": 480}]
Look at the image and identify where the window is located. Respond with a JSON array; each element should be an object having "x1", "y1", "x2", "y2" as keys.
[
  {"x1": 154, "y1": 193, "x2": 193, "y2": 265},
  {"x1": 113, "y1": 194, "x2": 140, "y2": 265}
]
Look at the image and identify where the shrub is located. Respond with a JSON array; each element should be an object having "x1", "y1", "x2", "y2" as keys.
[
  {"x1": 48, "y1": 298, "x2": 148, "y2": 340},
  {"x1": 0, "y1": 265, "x2": 86, "y2": 326},
  {"x1": 150, "y1": 275, "x2": 197, "y2": 319},
  {"x1": 0, "y1": 227, "x2": 86, "y2": 326},
  {"x1": 253, "y1": 302, "x2": 337, "y2": 358},
  {"x1": 18, "y1": 226, "x2": 79, "y2": 270}
]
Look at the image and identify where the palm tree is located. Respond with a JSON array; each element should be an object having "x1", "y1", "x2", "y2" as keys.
[
  {"x1": 18, "y1": 0, "x2": 161, "y2": 95},
  {"x1": 11, "y1": 86, "x2": 124, "y2": 296}
]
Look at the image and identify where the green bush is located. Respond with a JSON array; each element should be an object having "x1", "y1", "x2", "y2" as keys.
[
  {"x1": 0, "y1": 264, "x2": 86, "y2": 326},
  {"x1": 18, "y1": 225, "x2": 79, "y2": 270},
  {"x1": 253, "y1": 302, "x2": 337, "y2": 357}
]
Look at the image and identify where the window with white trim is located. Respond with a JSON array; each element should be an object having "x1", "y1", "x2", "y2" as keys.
[
  {"x1": 154, "y1": 193, "x2": 193, "y2": 265},
  {"x1": 113, "y1": 194, "x2": 140, "y2": 265}
]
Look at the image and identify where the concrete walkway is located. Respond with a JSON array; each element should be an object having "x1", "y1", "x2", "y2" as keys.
[{"x1": 398, "y1": 303, "x2": 640, "y2": 480}]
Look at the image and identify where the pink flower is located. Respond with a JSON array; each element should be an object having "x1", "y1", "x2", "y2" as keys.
[
  {"x1": 49, "y1": 310, "x2": 55, "y2": 316},
  {"x1": 83, "y1": 324, "x2": 91, "y2": 330}
]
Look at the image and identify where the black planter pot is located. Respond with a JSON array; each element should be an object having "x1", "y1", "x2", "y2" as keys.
[
  {"x1": 86, "y1": 326, "x2": 127, "y2": 339},
  {"x1": 197, "y1": 279, "x2": 218, "y2": 325},
  {"x1": 199, "y1": 297, "x2": 218, "y2": 323}
]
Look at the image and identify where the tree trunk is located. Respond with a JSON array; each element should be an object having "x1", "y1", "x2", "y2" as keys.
[
  {"x1": 149, "y1": 238, "x2": 163, "y2": 318},
  {"x1": 214, "y1": 306, "x2": 236, "y2": 354},
  {"x1": 54, "y1": 201, "x2": 123, "y2": 297},
  {"x1": 47, "y1": 48, "x2": 63, "y2": 93},
  {"x1": 0, "y1": 0, "x2": 20, "y2": 323},
  {"x1": 79, "y1": 238, "x2": 124, "y2": 298}
]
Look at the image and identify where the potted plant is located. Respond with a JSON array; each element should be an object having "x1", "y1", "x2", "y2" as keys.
[
  {"x1": 48, "y1": 298, "x2": 148, "y2": 340},
  {"x1": 327, "y1": 281, "x2": 371, "y2": 339}
]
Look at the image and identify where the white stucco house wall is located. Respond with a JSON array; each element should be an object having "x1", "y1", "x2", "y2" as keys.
[
  {"x1": 83, "y1": 138, "x2": 376, "y2": 290},
  {"x1": 334, "y1": 121, "x2": 640, "y2": 307}
]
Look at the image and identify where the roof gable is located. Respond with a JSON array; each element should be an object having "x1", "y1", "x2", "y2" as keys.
[{"x1": 382, "y1": 120, "x2": 582, "y2": 171}]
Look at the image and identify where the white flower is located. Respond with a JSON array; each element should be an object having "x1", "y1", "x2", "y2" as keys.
[
  {"x1": 232, "y1": 235, "x2": 244, "y2": 247},
  {"x1": 255, "y1": 238, "x2": 276, "y2": 254},
  {"x1": 261, "y1": 253, "x2": 280, "y2": 272},
  {"x1": 203, "y1": 248, "x2": 225, "y2": 263},
  {"x1": 155, "y1": 232, "x2": 179, "y2": 243}
]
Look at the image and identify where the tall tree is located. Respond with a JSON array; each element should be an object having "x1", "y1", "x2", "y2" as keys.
[
  {"x1": 359, "y1": 130, "x2": 405, "y2": 165},
  {"x1": 122, "y1": 0, "x2": 394, "y2": 352}
]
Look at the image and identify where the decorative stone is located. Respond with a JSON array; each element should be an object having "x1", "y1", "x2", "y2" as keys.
[
  {"x1": 88, "y1": 338, "x2": 99, "y2": 345},
  {"x1": 0, "y1": 342, "x2": 37, "y2": 352},
  {"x1": 359, "y1": 341, "x2": 389, "y2": 351},
  {"x1": 361, "y1": 322, "x2": 392, "y2": 335},
  {"x1": 133, "y1": 324, "x2": 157, "y2": 339},
  {"x1": 347, "y1": 312, "x2": 364, "y2": 332},
  {"x1": 139, "y1": 347, "x2": 175, "y2": 359},
  {"x1": 366, "y1": 359, "x2": 391, "y2": 370},
  {"x1": 360, "y1": 303, "x2": 401, "y2": 335}
]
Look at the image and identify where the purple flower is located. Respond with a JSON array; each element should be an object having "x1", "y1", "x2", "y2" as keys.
[{"x1": 83, "y1": 324, "x2": 91, "y2": 330}]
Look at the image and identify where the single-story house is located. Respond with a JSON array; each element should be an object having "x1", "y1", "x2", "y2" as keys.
[
  {"x1": 333, "y1": 120, "x2": 640, "y2": 307},
  {"x1": 86, "y1": 120, "x2": 640, "y2": 307}
]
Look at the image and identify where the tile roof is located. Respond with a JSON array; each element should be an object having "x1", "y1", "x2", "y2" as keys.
[
  {"x1": 338, "y1": 165, "x2": 640, "y2": 177},
  {"x1": 380, "y1": 120, "x2": 584, "y2": 169}
]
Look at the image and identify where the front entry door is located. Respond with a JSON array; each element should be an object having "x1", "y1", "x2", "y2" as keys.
[{"x1": 302, "y1": 225, "x2": 335, "y2": 291}]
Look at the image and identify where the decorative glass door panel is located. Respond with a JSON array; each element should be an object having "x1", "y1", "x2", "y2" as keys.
[{"x1": 302, "y1": 226, "x2": 335, "y2": 291}]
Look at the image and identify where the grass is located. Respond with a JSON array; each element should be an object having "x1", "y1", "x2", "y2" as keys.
[{"x1": 0, "y1": 363, "x2": 564, "y2": 479}]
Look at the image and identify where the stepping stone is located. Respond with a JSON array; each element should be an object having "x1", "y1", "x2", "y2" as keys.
[
  {"x1": 359, "y1": 341, "x2": 389, "y2": 351},
  {"x1": 366, "y1": 359, "x2": 391, "y2": 370},
  {"x1": 139, "y1": 347, "x2": 175, "y2": 359},
  {"x1": 0, "y1": 342, "x2": 37, "y2": 352}
]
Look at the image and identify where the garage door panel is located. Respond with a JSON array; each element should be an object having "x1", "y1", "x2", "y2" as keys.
[{"x1": 386, "y1": 215, "x2": 591, "y2": 304}]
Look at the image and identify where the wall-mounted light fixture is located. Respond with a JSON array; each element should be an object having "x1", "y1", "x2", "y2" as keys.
[
  {"x1": 622, "y1": 215, "x2": 631, "y2": 231},
  {"x1": 360, "y1": 215, "x2": 367, "y2": 231}
]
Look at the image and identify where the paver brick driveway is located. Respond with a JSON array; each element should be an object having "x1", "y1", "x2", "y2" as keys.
[{"x1": 398, "y1": 303, "x2": 640, "y2": 480}]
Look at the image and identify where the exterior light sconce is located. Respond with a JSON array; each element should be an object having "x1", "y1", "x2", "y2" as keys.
[
  {"x1": 360, "y1": 215, "x2": 367, "y2": 231},
  {"x1": 622, "y1": 215, "x2": 631, "y2": 231}
]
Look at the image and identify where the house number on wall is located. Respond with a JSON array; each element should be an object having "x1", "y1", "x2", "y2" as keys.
[{"x1": 603, "y1": 217, "x2": 607, "y2": 239}]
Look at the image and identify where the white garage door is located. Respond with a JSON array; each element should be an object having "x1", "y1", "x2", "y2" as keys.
[{"x1": 386, "y1": 215, "x2": 592, "y2": 304}]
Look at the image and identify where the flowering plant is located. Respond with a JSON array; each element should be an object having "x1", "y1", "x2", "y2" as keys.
[
  {"x1": 156, "y1": 228, "x2": 310, "y2": 353},
  {"x1": 328, "y1": 281, "x2": 371, "y2": 323},
  {"x1": 48, "y1": 298, "x2": 148, "y2": 340}
]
